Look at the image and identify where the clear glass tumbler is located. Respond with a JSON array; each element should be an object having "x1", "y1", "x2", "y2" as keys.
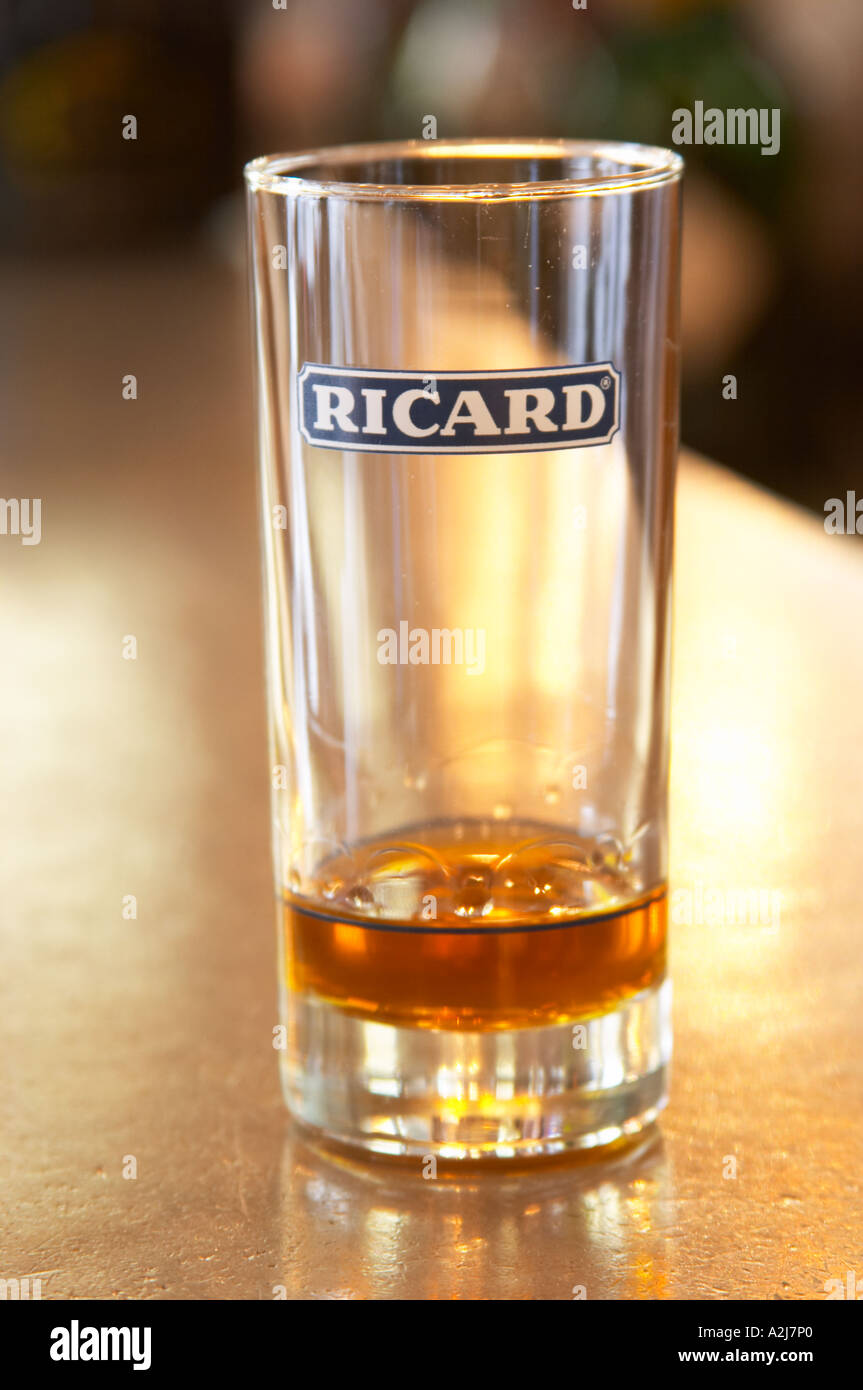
[{"x1": 246, "y1": 139, "x2": 682, "y2": 1160}]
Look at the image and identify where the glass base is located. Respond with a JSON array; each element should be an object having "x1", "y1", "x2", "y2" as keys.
[{"x1": 280, "y1": 978, "x2": 671, "y2": 1160}]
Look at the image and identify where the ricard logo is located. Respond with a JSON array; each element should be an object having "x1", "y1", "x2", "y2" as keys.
[{"x1": 298, "y1": 363, "x2": 620, "y2": 455}]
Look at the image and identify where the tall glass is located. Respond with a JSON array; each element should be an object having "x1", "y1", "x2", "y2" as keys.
[{"x1": 246, "y1": 139, "x2": 682, "y2": 1160}]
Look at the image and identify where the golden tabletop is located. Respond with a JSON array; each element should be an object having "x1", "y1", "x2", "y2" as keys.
[{"x1": 1, "y1": 255, "x2": 861, "y2": 1300}]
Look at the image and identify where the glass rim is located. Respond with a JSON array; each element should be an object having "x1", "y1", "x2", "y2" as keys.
[{"x1": 244, "y1": 137, "x2": 683, "y2": 201}]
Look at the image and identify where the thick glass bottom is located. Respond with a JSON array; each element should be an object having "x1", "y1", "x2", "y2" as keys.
[{"x1": 280, "y1": 977, "x2": 671, "y2": 1160}]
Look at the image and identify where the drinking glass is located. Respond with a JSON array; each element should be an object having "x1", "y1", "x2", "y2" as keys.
[{"x1": 245, "y1": 138, "x2": 682, "y2": 1159}]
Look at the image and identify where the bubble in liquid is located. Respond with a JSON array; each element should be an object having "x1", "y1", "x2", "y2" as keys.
[
  {"x1": 492, "y1": 803, "x2": 512, "y2": 820},
  {"x1": 321, "y1": 878, "x2": 342, "y2": 900},
  {"x1": 527, "y1": 860, "x2": 583, "y2": 908},
  {"x1": 590, "y1": 837, "x2": 623, "y2": 873},
  {"x1": 453, "y1": 870, "x2": 493, "y2": 918},
  {"x1": 345, "y1": 885, "x2": 376, "y2": 914},
  {"x1": 288, "y1": 870, "x2": 301, "y2": 893},
  {"x1": 543, "y1": 784, "x2": 561, "y2": 806},
  {"x1": 533, "y1": 872, "x2": 561, "y2": 900}
]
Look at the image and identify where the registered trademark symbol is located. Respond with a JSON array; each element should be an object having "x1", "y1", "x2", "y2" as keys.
[{"x1": 601, "y1": 376, "x2": 611, "y2": 390}]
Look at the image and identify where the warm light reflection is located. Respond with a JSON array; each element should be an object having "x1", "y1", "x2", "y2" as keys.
[{"x1": 280, "y1": 1131, "x2": 671, "y2": 1300}]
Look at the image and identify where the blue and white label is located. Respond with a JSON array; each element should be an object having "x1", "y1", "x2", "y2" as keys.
[{"x1": 298, "y1": 363, "x2": 620, "y2": 455}]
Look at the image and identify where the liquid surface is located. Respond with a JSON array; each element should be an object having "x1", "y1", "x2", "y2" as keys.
[{"x1": 283, "y1": 821, "x2": 666, "y2": 1030}]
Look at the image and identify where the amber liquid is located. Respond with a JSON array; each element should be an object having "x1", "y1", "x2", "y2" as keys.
[{"x1": 283, "y1": 821, "x2": 666, "y2": 1031}]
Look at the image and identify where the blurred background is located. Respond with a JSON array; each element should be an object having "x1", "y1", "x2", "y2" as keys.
[
  {"x1": 3, "y1": 2, "x2": 863, "y2": 1300},
  {"x1": 0, "y1": 0, "x2": 861, "y2": 510}
]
